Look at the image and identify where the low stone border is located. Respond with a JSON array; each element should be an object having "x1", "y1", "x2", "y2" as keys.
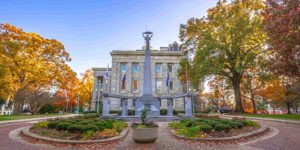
[
  {"x1": 169, "y1": 122, "x2": 268, "y2": 141},
  {"x1": 22, "y1": 125, "x2": 130, "y2": 144}
]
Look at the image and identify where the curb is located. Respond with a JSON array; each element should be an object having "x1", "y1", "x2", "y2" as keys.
[
  {"x1": 220, "y1": 115, "x2": 300, "y2": 125},
  {"x1": 22, "y1": 125, "x2": 130, "y2": 144},
  {"x1": 169, "y1": 123, "x2": 268, "y2": 141}
]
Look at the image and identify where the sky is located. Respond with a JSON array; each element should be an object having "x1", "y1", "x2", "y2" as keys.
[{"x1": 0, "y1": 0, "x2": 219, "y2": 76}]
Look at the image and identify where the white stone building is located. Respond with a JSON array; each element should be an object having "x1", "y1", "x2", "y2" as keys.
[{"x1": 91, "y1": 45, "x2": 185, "y2": 111}]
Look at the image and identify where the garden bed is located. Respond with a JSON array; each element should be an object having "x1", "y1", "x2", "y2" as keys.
[
  {"x1": 169, "y1": 118, "x2": 265, "y2": 140},
  {"x1": 23, "y1": 116, "x2": 129, "y2": 143}
]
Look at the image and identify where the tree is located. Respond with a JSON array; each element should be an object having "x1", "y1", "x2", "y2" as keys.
[
  {"x1": 263, "y1": 0, "x2": 300, "y2": 79},
  {"x1": 177, "y1": 59, "x2": 192, "y2": 92},
  {"x1": 180, "y1": 0, "x2": 266, "y2": 112},
  {"x1": 78, "y1": 69, "x2": 94, "y2": 106},
  {"x1": 0, "y1": 23, "x2": 74, "y2": 114}
]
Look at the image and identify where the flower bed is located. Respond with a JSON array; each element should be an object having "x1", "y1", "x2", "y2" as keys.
[
  {"x1": 169, "y1": 118, "x2": 259, "y2": 138},
  {"x1": 29, "y1": 117, "x2": 127, "y2": 140}
]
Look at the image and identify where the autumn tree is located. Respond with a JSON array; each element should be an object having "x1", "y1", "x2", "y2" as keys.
[
  {"x1": 78, "y1": 69, "x2": 94, "y2": 106},
  {"x1": 0, "y1": 23, "x2": 74, "y2": 114},
  {"x1": 180, "y1": 0, "x2": 266, "y2": 112},
  {"x1": 263, "y1": 0, "x2": 300, "y2": 79}
]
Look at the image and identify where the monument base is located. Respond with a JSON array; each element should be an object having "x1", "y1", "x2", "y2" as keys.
[{"x1": 135, "y1": 95, "x2": 160, "y2": 116}]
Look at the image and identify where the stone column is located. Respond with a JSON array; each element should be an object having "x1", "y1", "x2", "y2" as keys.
[
  {"x1": 102, "y1": 95, "x2": 110, "y2": 117},
  {"x1": 185, "y1": 95, "x2": 192, "y2": 117},
  {"x1": 121, "y1": 98, "x2": 128, "y2": 116},
  {"x1": 167, "y1": 98, "x2": 173, "y2": 116}
]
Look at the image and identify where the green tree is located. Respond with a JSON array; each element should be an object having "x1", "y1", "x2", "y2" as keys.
[{"x1": 180, "y1": 0, "x2": 266, "y2": 112}]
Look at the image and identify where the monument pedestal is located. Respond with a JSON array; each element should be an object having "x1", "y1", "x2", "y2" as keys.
[{"x1": 135, "y1": 95, "x2": 160, "y2": 116}]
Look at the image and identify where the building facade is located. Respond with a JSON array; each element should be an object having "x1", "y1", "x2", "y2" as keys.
[{"x1": 91, "y1": 46, "x2": 185, "y2": 111}]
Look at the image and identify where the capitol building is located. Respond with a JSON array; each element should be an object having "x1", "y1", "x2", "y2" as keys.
[{"x1": 91, "y1": 42, "x2": 186, "y2": 112}]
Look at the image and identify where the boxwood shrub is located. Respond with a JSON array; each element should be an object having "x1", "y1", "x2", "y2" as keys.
[
  {"x1": 68, "y1": 124, "x2": 84, "y2": 133},
  {"x1": 214, "y1": 124, "x2": 231, "y2": 132}
]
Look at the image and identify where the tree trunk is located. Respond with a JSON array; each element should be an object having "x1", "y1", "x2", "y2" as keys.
[
  {"x1": 286, "y1": 101, "x2": 291, "y2": 114},
  {"x1": 250, "y1": 95, "x2": 257, "y2": 114},
  {"x1": 232, "y1": 72, "x2": 244, "y2": 113}
]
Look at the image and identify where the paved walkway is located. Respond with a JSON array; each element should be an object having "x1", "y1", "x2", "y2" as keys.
[
  {"x1": 1, "y1": 118, "x2": 300, "y2": 150},
  {"x1": 0, "y1": 114, "x2": 80, "y2": 125},
  {"x1": 219, "y1": 114, "x2": 300, "y2": 125}
]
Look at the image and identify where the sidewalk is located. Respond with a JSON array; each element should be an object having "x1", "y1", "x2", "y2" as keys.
[
  {"x1": 220, "y1": 114, "x2": 300, "y2": 125},
  {"x1": 0, "y1": 114, "x2": 81, "y2": 125}
]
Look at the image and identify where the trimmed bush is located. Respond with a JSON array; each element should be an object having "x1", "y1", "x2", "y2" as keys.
[
  {"x1": 214, "y1": 124, "x2": 231, "y2": 132},
  {"x1": 39, "y1": 104, "x2": 59, "y2": 114},
  {"x1": 187, "y1": 126, "x2": 201, "y2": 137},
  {"x1": 47, "y1": 121, "x2": 60, "y2": 129},
  {"x1": 197, "y1": 123, "x2": 213, "y2": 132},
  {"x1": 56, "y1": 122, "x2": 72, "y2": 130},
  {"x1": 68, "y1": 124, "x2": 84, "y2": 133},
  {"x1": 243, "y1": 120, "x2": 257, "y2": 126},
  {"x1": 112, "y1": 121, "x2": 127, "y2": 132},
  {"x1": 32, "y1": 121, "x2": 49, "y2": 129},
  {"x1": 99, "y1": 129, "x2": 119, "y2": 138},
  {"x1": 82, "y1": 131, "x2": 96, "y2": 140},
  {"x1": 83, "y1": 124, "x2": 99, "y2": 132}
]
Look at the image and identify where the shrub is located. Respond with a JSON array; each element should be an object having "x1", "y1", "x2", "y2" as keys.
[
  {"x1": 47, "y1": 121, "x2": 60, "y2": 129},
  {"x1": 243, "y1": 120, "x2": 257, "y2": 127},
  {"x1": 187, "y1": 126, "x2": 201, "y2": 137},
  {"x1": 68, "y1": 124, "x2": 84, "y2": 133},
  {"x1": 78, "y1": 120, "x2": 95, "y2": 125},
  {"x1": 228, "y1": 121, "x2": 244, "y2": 129},
  {"x1": 112, "y1": 121, "x2": 127, "y2": 132},
  {"x1": 95, "y1": 120, "x2": 113, "y2": 130},
  {"x1": 176, "y1": 128, "x2": 188, "y2": 136},
  {"x1": 83, "y1": 113, "x2": 98, "y2": 119},
  {"x1": 99, "y1": 129, "x2": 119, "y2": 138},
  {"x1": 203, "y1": 120, "x2": 218, "y2": 127},
  {"x1": 39, "y1": 104, "x2": 59, "y2": 114},
  {"x1": 160, "y1": 109, "x2": 167, "y2": 115},
  {"x1": 197, "y1": 123, "x2": 213, "y2": 132},
  {"x1": 32, "y1": 121, "x2": 49, "y2": 129},
  {"x1": 82, "y1": 131, "x2": 96, "y2": 140},
  {"x1": 169, "y1": 122, "x2": 181, "y2": 130},
  {"x1": 83, "y1": 110, "x2": 97, "y2": 114},
  {"x1": 56, "y1": 122, "x2": 72, "y2": 130},
  {"x1": 83, "y1": 124, "x2": 99, "y2": 132},
  {"x1": 128, "y1": 109, "x2": 135, "y2": 115},
  {"x1": 160, "y1": 109, "x2": 179, "y2": 115},
  {"x1": 214, "y1": 124, "x2": 231, "y2": 132}
]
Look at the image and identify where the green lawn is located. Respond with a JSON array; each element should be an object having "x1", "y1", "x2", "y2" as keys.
[
  {"x1": 240, "y1": 114, "x2": 300, "y2": 121},
  {"x1": 0, "y1": 114, "x2": 64, "y2": 122}
]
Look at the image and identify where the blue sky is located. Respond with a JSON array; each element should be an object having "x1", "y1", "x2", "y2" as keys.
[{"x1": 0, "y1": 0, "x2": 219, "y2": 76}]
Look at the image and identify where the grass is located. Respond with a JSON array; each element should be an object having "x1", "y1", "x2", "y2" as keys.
[
  {"x1": 0, "y1": 114, "x2": 64, "y2": 122},
  {"x1": 240, "y1": 114, "x2": 300, "y2": 121}
]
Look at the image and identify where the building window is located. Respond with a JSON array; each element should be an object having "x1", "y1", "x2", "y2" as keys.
[
  {"x1": 156, "y1": 64, "x2": 162, "y2": 73},
  {"x1": 121, "y1": 63, "x2": 127, "y2": 73},
  {"x1": 169, "y1": 81, "x2": 173, "y2": 90},
  {"x1": 156, "y1": 79, "x2": 162, "y2": 92},
  {"x1": 133, "y1": 63, "x2": 139, "y2": 73},
  {"x1": 168, "y1": 63, "x2": 173, "y2": 72},
  {"x1": 133, "y1": 79, "x2": 138, "y2": 90}
]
